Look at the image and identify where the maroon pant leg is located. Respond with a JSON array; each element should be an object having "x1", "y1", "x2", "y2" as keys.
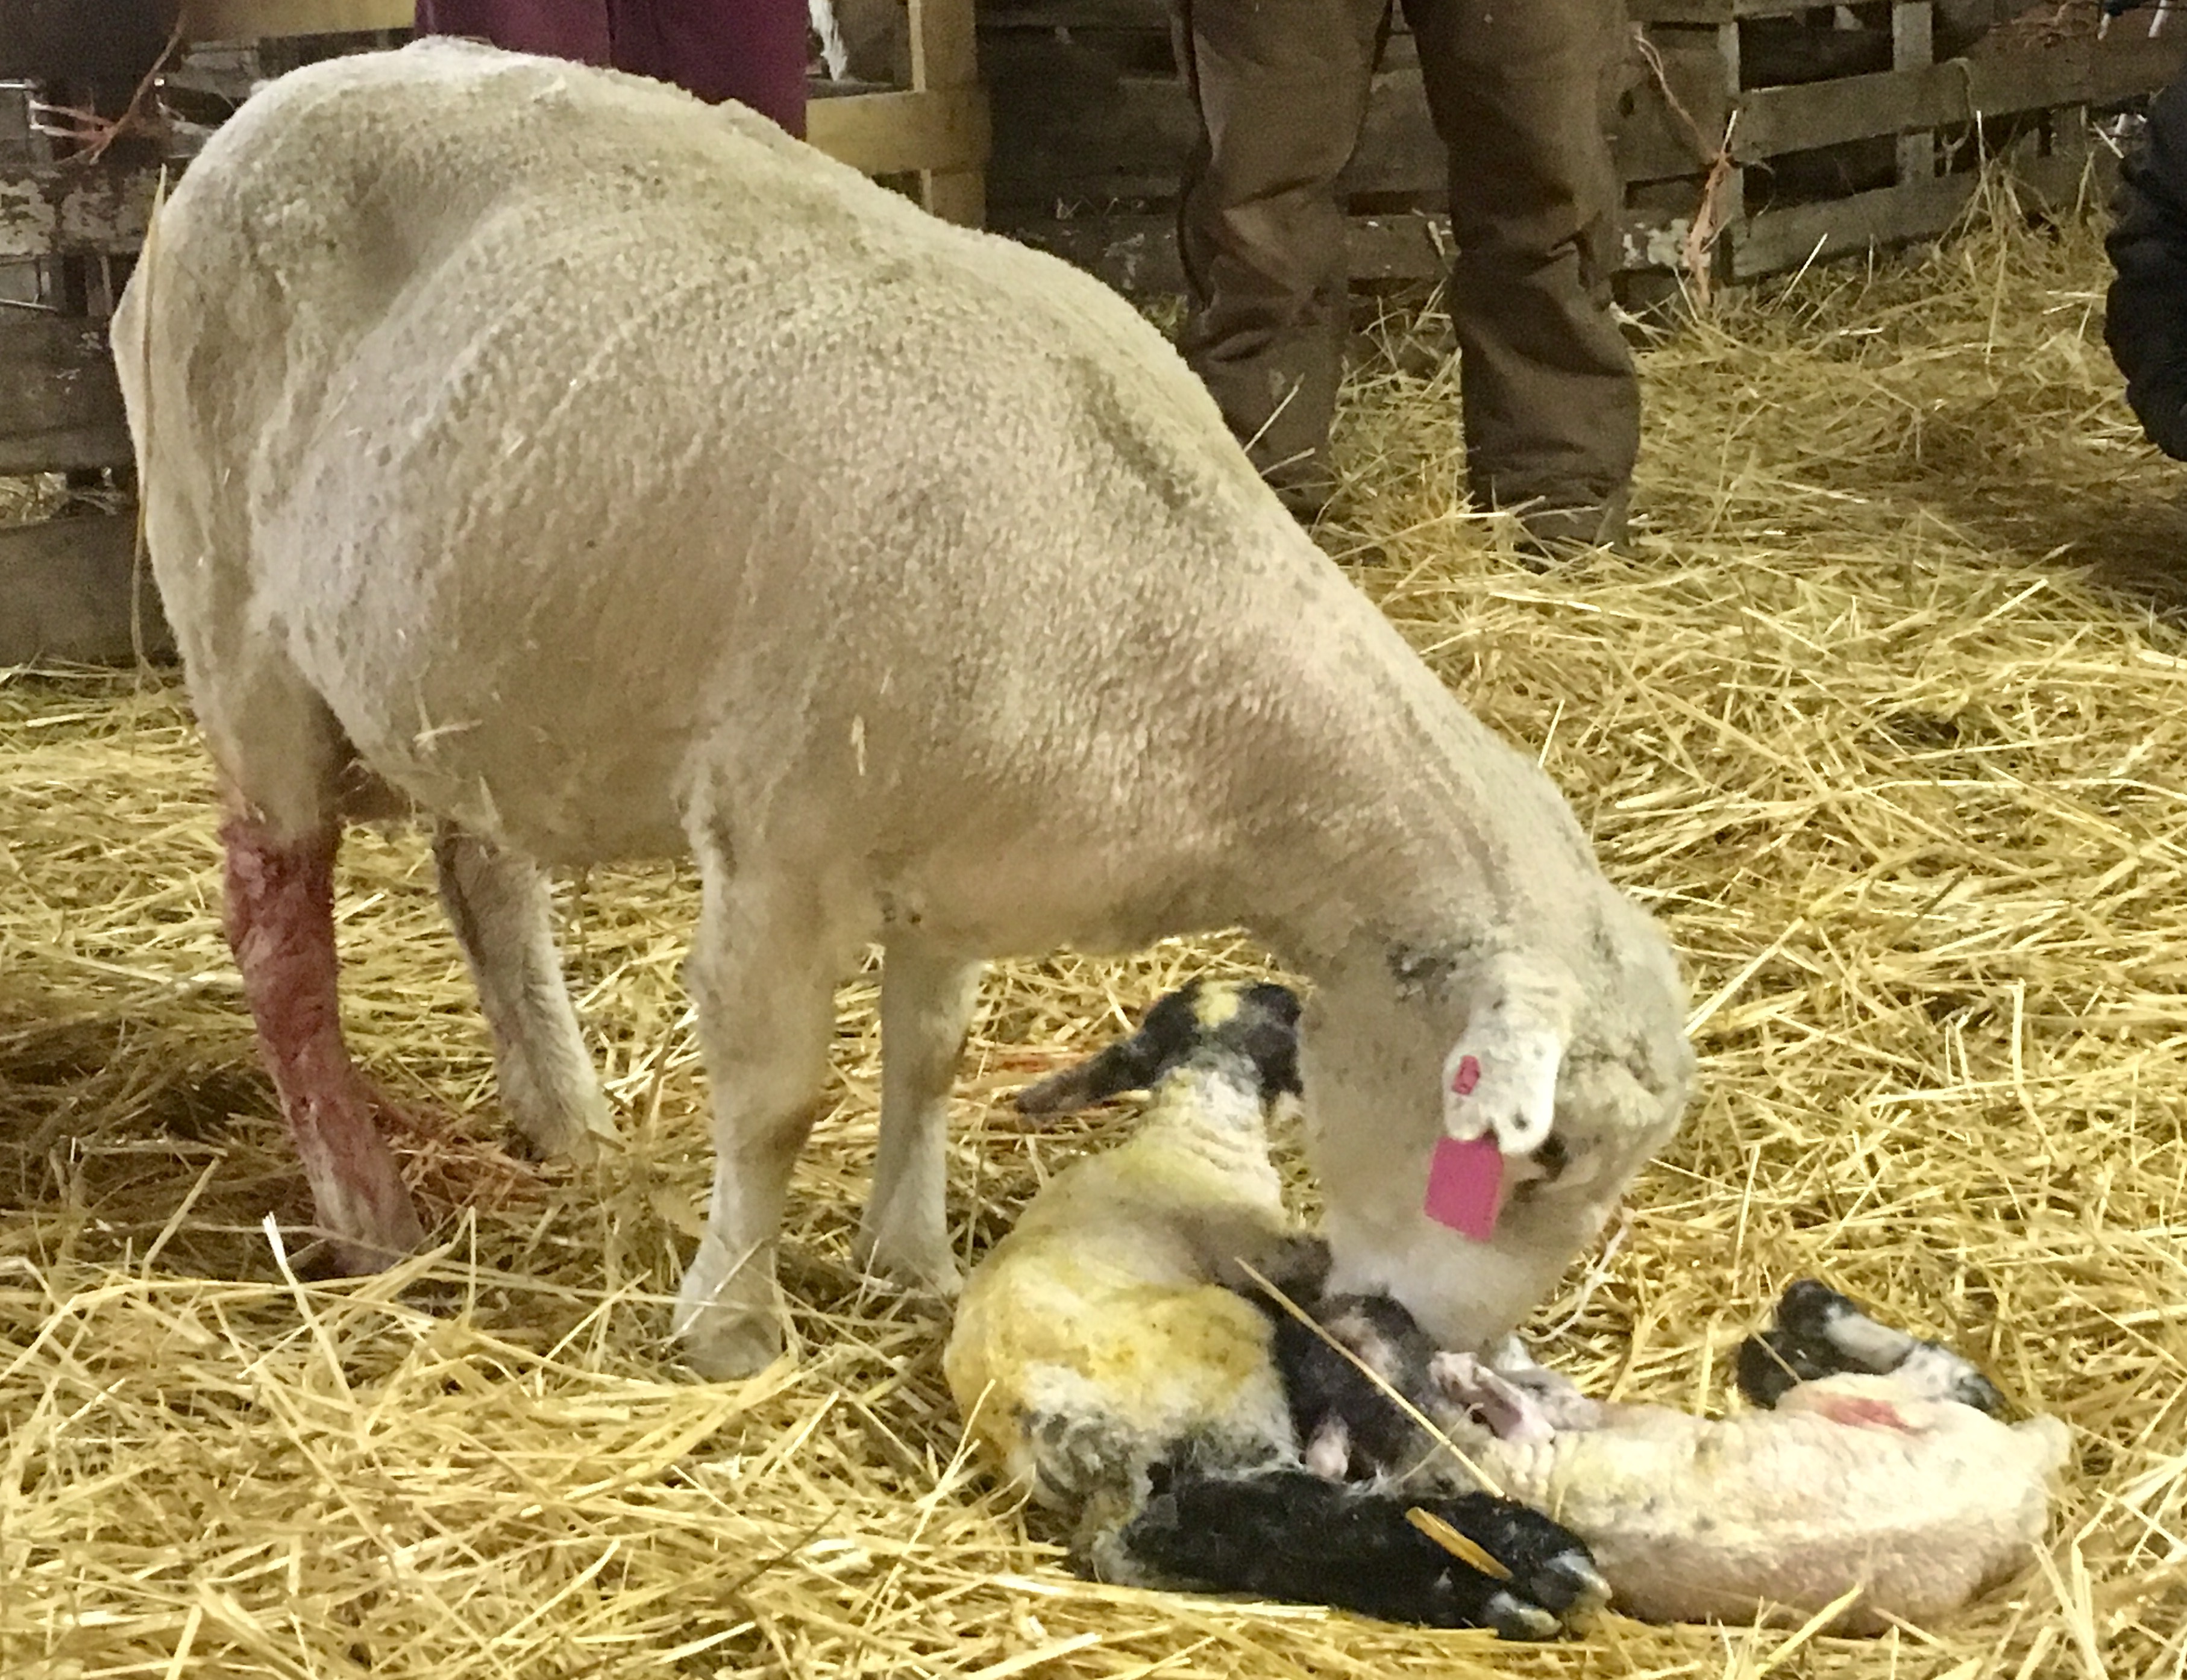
[
  {"x1": 414, "y1": 0, "x2": 612, "y2": 61},
  {"x1": 609, "y1": 0, "x2": 812, "y2": 136}
]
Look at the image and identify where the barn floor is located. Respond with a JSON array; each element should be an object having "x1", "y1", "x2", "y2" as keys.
[{"x1": 5, "y1": 194, "x2": 2186, "y2": 1679}]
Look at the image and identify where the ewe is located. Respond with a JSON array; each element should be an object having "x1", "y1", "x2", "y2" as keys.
[{"x1": 116, "y1": 39, "x2": 1690, "y2": 1376}]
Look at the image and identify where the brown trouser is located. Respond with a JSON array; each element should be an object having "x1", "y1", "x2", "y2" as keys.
[{"x1": 1173, "y1": 0, "x2": 1636, "y2": 511}]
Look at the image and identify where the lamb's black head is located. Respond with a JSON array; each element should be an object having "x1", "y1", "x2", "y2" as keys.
[
  {"x1": 1267, "y1": 1291, "x2": 1440, "y2": 1480},
  {"x1": 1015, "y1": 979, "x2": 1302, "y2": 1116}
]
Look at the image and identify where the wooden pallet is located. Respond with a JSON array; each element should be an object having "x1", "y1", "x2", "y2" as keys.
[{"x1": 1626, "y1": 0, "x2": 2187, "y2": 284}]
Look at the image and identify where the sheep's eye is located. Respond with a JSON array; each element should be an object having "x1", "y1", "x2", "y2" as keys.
[{"x1": 1533, "y1": 1134, "x2": 1569, "y2": 1180}]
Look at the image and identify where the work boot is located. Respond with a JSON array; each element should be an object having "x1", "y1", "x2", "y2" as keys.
[{"x1": 1508, "y1": 486, "x2": 1630, "y2": 568}]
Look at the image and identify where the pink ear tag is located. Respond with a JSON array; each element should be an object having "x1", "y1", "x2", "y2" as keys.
[{"x1": 1425, "y1": 1134, "x2": 1505, "y2": 1241}]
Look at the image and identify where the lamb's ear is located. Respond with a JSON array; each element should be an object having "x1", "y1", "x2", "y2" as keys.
[
  {"x1": 1014, "y1": 1038, "x2": 1164, "y2": 1115},
  {"x1": 1014, "y1": 987, "x2": 1200, "y2": 1115}
]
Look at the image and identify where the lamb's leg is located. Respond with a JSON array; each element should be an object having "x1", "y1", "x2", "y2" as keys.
[
  {"x1": 223, "y1": 813, "x2": 425, "y2": 1270},
  {"x1": 432, "y1": 822, "x2": 615, "y2": 1161},
  {"x1": 672, "y1": 862, "x2": 842, "y2": 1379},
  {"x1": 1736, "y1": 1280, "x2": 2006, "y2": 1415},
  {"x1": 1428, "y1": 1351, "x2": 1601, "y2": 1443},
  {"x1": 855, "y1": 942, "x2": 982, "y2": 1293}
]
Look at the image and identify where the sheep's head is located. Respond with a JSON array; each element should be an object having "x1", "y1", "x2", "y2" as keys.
[{"x1": 1299, "y1": 900, "x2": 1692, "y2": 1352}]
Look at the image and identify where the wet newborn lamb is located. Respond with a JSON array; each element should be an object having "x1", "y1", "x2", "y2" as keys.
[
  {"x1": 944, "y1": 980, "x2": 1610, "y2": 1637},
  {"x1": 1275, "y1": 1280, "x2": 2071, "y2": 1634}
]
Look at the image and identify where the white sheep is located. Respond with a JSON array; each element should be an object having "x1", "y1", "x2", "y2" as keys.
[
  {"x1": 111, "y1": 39, "x2": 1692, "y2": 1378},
  {"x1": 1282, "y1": 1282, "x2": 2072, "y2": 1634},
  {"x1": 945, "y1": 980, "x2": 1610, "y2": 1636}
]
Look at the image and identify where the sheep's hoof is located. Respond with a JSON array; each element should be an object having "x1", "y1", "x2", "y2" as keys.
[
  {"x1": 673, "y1": 1247, "x2": 790, "y2": 1379},
  {"x1": 513, "y1": 1100, "x2": 621, "y2": 1167},
  {"x1": 852, "y1": 1225, "x2": 964, "y2": 1299},
  {"x1": 676, "y1": 1305, "x2": 789, "y2": 1381}
]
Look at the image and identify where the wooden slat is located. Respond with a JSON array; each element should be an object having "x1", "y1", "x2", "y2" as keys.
[
  {"x1": 1730, "y1": 148, "x2": 2091, "y2": 277},
  {"x1": 1630, "y1": 0, "x2": 1858, "y2": 21},
  {"x1": 909, "y1": 0, "x2": 985, "y2": 224},
  {"x1": 171, "y1": 0, "x2": 413, "y2": 36},
  {"x1": 0, "y1": 515, "x2": 174, "y2": 667},
  {"x1": 1733, "y1": 32, "x2": 2187, "y2": 160},
  {"x1": 0, "y1": 314, "x2": 133, "y2": 475},
  {"x1": 0, "y1": 163, "x2": 165, "y2": 261},
  {"x1": 808, "y1": 87, "x2": 990, "y2": 178},
  {"x1": 1004, "y1": 210, "x2": 1459, "y2": 293}
]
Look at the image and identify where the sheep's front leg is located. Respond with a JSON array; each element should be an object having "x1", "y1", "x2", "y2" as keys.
[
  {"x1": 433, "y1": 823, "x2": 617, "y2": 1161},
  {"x1": 222, "y1": 813, "x2": 425, "y2": 1270},
  {"x1": 673, "y1": 865, "x2": 842, "y2": 1379},
  {"x1": 855, "y1": 942, "x2": 982, "y2": 1293}
]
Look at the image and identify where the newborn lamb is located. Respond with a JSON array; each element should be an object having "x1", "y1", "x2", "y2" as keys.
[
  {"x1": 945, "y1": 981, "x2": 1608, "y2": 1637},
  {"x1": 1268, "y1": 1280, "x2": 2071, "y2": 1634}
]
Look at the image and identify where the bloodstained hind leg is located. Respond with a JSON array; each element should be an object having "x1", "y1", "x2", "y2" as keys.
[{"x1": 222, "y1": 812, "x2": 425, "y2": 1270}]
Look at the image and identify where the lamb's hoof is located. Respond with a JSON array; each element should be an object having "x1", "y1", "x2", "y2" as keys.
[
  {"x1": 1421, "y1": 1494, "x2": 1608, "y2": 1637},
  {"x1": 1483, "y1": 1546, "x2": 1611, "y2": 1639}
]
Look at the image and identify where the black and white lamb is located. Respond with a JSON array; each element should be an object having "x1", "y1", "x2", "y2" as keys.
[
  {"x1": 1258, "y1": 1281, "x2": 2071, "y2": 1634},
  {"x1": 944, "y1": 980, "x2": 1610, "y2": 1637}
]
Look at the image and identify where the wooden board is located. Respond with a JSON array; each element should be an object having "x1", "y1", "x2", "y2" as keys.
[
  {"x1": 0, "y1": 162, "x2": 165, "y2": 262},
  {"x1": 1730, "y1": 146, "x2": 2093, "y2": 276},
  {"x1": 809, "y1": 87, "x2": 989, "y2": 178},
  {"x1": 171, "y1": 0, "x2": 412, "y2": 36},
  {"x1": 1004, "y1": 209, "x2": 1455, "y2": 293},
  {"x1": 1733, "y1": 32, "x2": 2187, "y2": 161},
  {"x1": 0, "y1": 515, "x2": 174, "y2": 667},
  {"x1": 0, "y1": 315, "x2": 132, "y2": 475}
]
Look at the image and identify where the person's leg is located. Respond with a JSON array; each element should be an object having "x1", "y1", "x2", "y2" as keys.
[
  {"x1": 1406, "y1": 0, "x2": 1637, "y2": 554},
  {"x1": 609, "y1": 0, "x2": 812, "y2": 136},
  {"x1": 415, "y1": 0, "x2": 612, "y2": 61},
  {"x1": 1172, "y1": 0, "x2": 1388, "y2": 516}
]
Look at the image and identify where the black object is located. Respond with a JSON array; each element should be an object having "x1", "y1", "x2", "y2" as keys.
[{"x1": 2108, "y1": 72, "x2": 2187, "y2": 459}]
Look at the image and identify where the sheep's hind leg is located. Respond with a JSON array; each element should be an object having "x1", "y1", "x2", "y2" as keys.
[
  {"x1": 224, "y1": 812, "x2": 426, "y2": 1271},
  {"x1": 673, "y1": 857, "x2": 847, "y2": 1379},
  {"x1": 433, "y1": 823, "x2": 615, "y2": 1161},
  {"x1": 855, "y1": 942, "x2": 982, "y2": 1294}
]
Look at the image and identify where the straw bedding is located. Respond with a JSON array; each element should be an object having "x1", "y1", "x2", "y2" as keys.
[{"x1": 4, "y1": 191, "x2": 2186, "y2": 1678}]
